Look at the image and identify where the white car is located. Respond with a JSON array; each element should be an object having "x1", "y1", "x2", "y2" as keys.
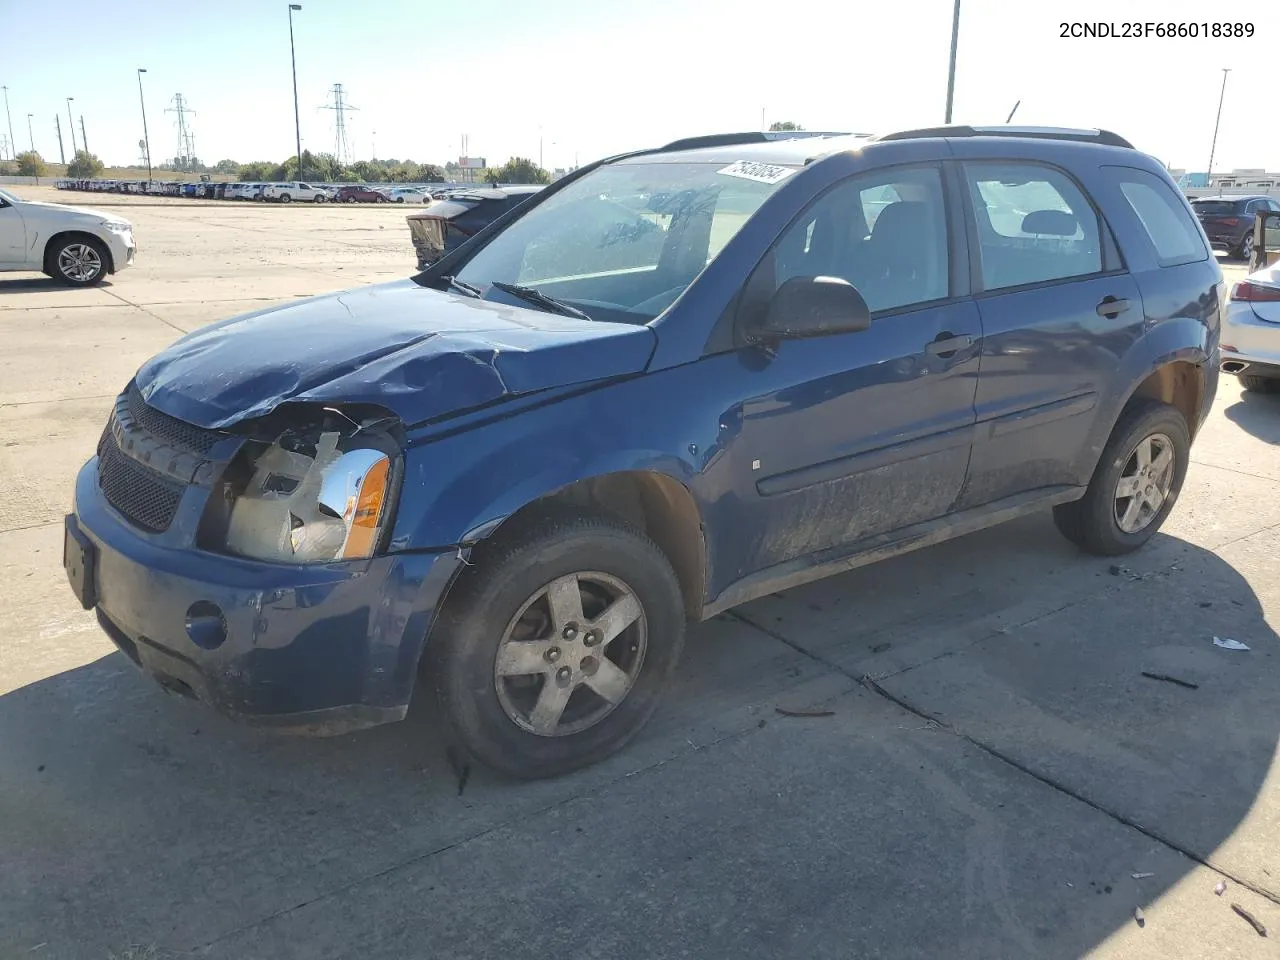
[
  {"x1": 0, "y1": 186, "x2": 135, "y2": 286},
  {"x1": 384, "y1": 186, "x2": 428, "y2": 204},
  {"x1": 1222, "y1": 264, "x2": 1280, "y2": 393},
  {"x1": 262, "y1": 181, "x2": 328, "y2": 203}
]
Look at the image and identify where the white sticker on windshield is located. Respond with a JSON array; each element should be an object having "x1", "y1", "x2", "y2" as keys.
[{"x1": 717, "y1": 160, "x2": 795, "y2": 185}]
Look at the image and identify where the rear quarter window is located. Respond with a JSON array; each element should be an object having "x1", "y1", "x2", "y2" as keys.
[{"x1": 1108, "y1": 167, "x2": 1208, "y2": 267}]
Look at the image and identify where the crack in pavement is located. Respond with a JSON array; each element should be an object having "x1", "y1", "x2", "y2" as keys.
[
  {"x1": 100, "y1": 288, "x2": 189, "y2": 335},
  {"x1": 1190, "y1": 457, "x2": 1280, "y2": 486}
]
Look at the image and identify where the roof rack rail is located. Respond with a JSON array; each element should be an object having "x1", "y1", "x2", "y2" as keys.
[
  {"x1": 658, "y1": 131, "x2": 860, "y2": 152},
  {"x1": 872, "y1": 124, "x2": 1134, "y2": 149}
]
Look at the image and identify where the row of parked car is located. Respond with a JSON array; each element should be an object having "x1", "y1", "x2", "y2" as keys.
[{"x1": 52, "y1": 178, "x2": 480, "y2": 204}]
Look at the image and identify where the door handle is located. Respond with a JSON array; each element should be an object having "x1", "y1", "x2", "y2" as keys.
[
  {"x1": 926, "y1": 333, "x2": 974, "y2": 358},
  {"x1": 1096, "y1": 297, "x2": 1131, "y2": 318}
]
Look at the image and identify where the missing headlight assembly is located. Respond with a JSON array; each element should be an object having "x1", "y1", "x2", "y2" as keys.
[{"x1": 199, "y1": 406, "x2": 403, "y2": 564}]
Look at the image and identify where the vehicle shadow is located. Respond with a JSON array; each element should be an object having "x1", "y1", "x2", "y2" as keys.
[
  {"x1": 0, "y1": 276, "x2": 114, "y2": 292},
  {"x1": 1223, "y1": 388, "x2": 1280, "y2": 441},
  {"x1": 0, "y1": 519, "x2": 1275, "y2": 959}
]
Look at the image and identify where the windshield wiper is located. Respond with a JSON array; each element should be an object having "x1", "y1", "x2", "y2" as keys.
[
  {"x1": 489, "y1": 281, "x2": 592, "y2": 321},
  {"x1": 440, "y1": 275, "x2": 483, "y2": 298}
]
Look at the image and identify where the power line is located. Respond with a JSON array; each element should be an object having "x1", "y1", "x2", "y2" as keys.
[
  {"x1": 165, "y1": 93, "x2": 197, "y2": 167},
  {"x1": 319, "y1": 83, "x2": 358, "y2": 165}
]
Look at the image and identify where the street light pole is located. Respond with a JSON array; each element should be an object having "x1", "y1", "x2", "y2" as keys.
[
  {"x1": 66, "y1": 97, "x2": 77, "y2": 155},
  {"x1": 1, "y1": 87, "x2": 14, "y2": 162},
  {"x1": 1207, "y1": 67, "x2": 1231, "y2": 183},
  {"x1": 944, "y1": 0, "x2": 961, "y2": 123},
  {"x1": 137, "y1": 69, "x2": 153, "y2": 185},
  {"x1": 27, "y1": 113, "x2": 35, "y2": 153},
  {"x1": 288, "y1": 4, "x2": 304, "y2": 180}
]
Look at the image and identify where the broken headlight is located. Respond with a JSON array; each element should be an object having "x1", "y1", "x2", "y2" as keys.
[{"x1": 222, "y1": 430, "x2": 395, "y2": 564}]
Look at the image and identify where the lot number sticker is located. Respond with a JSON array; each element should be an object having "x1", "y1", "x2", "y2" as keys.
[{"x1": 717, "y1": 160, "x2": 796, "y2": 185}]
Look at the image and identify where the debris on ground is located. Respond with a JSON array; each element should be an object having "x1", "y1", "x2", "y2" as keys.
[
  {"x1": 1141, "y1": 671, "x2": 1199, "y2": 690},
  {"x1": 1134, "y1": 906, "x2": 1146, "y2": 928},
  {"x1": 1231, "y1": 903, "x2": 1267, "y2": 937},
  {"x1": 774, "y1": 707, "x2": 836, "y2": 718},
  {"x1": 869, "y1": 642, "x2": 892, "y2": 654},
  {"x1": 1132, "y1": 872, "x2": 1155, "y2": 880},
  {"x1": 1215, "y1": 879, "x2": 1227, "y2": 896},
  {"x1": 1109, "y1": 565, "x2": 1125, "y2": 576},
  {"x1": 1213, "y1": 637, "x2": 1250, "y2": 651}
]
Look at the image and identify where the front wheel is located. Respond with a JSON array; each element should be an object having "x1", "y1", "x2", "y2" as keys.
[
  {"x1": 50, "y1": 236, "x2": 109, "y2": 286},
  {"x1": 1053, "y1": 400, "x2": 1189, "y2": 556},
  {"x1": 429, "y1": 509, "x2": 686, "y2": 779},
  {"x1": 315, "y1": 194, "x2": 327, "y2": 203},
  {"x1": 1239, "y1": 233, "x2": 1254, "y2": 262}
]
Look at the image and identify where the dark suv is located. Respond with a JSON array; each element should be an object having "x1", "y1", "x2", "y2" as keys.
[
  {"x1": 64, "y1": 126, "x2": 1222, "y2": 779},
  {"x1": 1191, "y1": 194, "x2": 1280, "y2": 260},
  {"x1": 405, "y1": 185, "x2": 544, "y2": 268}
]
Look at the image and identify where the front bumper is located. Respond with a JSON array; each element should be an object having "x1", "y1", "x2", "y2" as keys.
[
  {"x1": 67, "y1": 458, "x2": 463, "y2": 735},
  {"x1": 104, "y1": 231, "x2": 135, "y2": 272}
]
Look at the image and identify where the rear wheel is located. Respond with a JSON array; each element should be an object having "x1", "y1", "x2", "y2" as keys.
[
  {"x1": 279, "y1": 193, "x2": 292, "y2": 203},
  {"x1": 49, "y1": 236, "x2": 109, "y2": 286},
  {"x1": 430, "y1": 509, "x2": 685, "y2": 779},
  {"x1": 1239, "y1": 373, "x2": 1280, "y2": 394},
  {"x1": 1053, "y1": 400, "x2": 1189, "y2": 556}
]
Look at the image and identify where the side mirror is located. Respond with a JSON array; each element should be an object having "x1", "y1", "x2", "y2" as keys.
[{"x1": 752, "y1": 276, "x2": 872, "y2": 342}]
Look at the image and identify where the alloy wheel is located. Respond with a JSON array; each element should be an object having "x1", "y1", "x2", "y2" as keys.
[
  {"x1": 57, "y1": 243, "x2": 103, "y2": 283},
  {"x1": 1113, "y1": 432, "x2": 1175, "y2": 534},
  {"x1": 493, "y1": 571, "x2": 647, "y2": 737}
]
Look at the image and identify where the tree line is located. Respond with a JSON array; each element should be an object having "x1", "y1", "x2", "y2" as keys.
[{"x1": 1, "y1": 148, "x2": 552, "y2": 185}]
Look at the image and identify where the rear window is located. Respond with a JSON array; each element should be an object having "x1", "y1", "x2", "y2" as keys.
[
  {"x1": 1191, "y1": 200, "x2": 1243, "y2": 216},
  {"x1": 1111, "y1": 168, "x2": 1208, "y2": 267}
]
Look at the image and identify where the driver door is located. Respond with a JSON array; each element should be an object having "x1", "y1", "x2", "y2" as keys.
[{"x1": 722, "y1": 163, "x2": 982, "y2": 581}]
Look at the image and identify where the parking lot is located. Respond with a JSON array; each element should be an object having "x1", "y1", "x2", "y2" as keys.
[{"x1": 3, "y1": 186, "x2": 1279, "y2": 959}]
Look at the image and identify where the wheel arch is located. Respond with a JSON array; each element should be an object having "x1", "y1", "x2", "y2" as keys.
[
  {"x1": 1077, "y1": 320, "x2": 1214, "y2": 484},
  {"x1": 462, "y1": 470, "x2": 708, "y2": 622}
]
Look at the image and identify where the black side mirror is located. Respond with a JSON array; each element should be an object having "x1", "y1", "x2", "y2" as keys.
[{"x1": 751, "y1": 276, "x2": 872, "y2": 342}]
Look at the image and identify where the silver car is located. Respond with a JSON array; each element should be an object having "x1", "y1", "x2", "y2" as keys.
[{"x1": 1221, "y1": 264, "x2": 1280, "y2": 393}]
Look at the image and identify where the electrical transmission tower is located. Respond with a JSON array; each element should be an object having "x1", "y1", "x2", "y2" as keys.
[
  {"x1": 165, "y1": 94, "x2": 197, "y2": 168},
  {"x1": 319, "y1": 84, "x2": 358, "y2": 165}
]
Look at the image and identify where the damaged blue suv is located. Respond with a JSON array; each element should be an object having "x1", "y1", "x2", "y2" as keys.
[{"x1": 65, "y1": 126, "x2": 1222, "y2": 778}]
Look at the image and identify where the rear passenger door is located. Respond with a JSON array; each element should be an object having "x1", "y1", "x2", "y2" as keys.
[{"x1": 954, "y1": 158, "x2": 1144, "y2": 508}]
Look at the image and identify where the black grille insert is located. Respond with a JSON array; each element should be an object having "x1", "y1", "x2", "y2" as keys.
[
  {"x1": 125, "y1": 382, "x2": 224, "y2": 455},
  {"x1": 98, "y1": 435, "x2": 186, "y2": 532}
]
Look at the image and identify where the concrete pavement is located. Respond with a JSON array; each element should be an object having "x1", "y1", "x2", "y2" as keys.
[{"x1": 1, "y1": 188, "x2": 1276, "y2": 959}]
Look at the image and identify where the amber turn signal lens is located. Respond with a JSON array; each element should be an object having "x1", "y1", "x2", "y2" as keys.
[{"x1": 341, "y1": 457, "x2": 391, "y2": 559}]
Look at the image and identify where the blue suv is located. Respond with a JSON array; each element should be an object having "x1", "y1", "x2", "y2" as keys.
[{"x1": 64, "y1": 126, "x2": 1222, "y2": 778}]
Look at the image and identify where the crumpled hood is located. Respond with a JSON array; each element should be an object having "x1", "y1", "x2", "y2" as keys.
[{"x1": 135, "y1": 279, "x2": 657, "y2": 429}]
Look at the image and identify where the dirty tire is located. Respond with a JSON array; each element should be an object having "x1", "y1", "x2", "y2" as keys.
[
  {"x1": 1239, "y1": 373, "x2": 1280, "y2": 394},
  {"x1": 429, "y1": 508, "x2": 685, "y2": 780},
  {"x1": 1053, "y1": 400, "x2": 1190, "y2": 556}
]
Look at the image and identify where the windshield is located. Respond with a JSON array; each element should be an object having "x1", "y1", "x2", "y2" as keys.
[{"x1": 447, "y1": 160, "x2": 794, "y2": 323}]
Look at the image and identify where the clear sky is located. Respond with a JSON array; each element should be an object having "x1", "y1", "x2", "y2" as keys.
[{"x1": 2, "y1": 0, "x2": 1278, "y2": 174}]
